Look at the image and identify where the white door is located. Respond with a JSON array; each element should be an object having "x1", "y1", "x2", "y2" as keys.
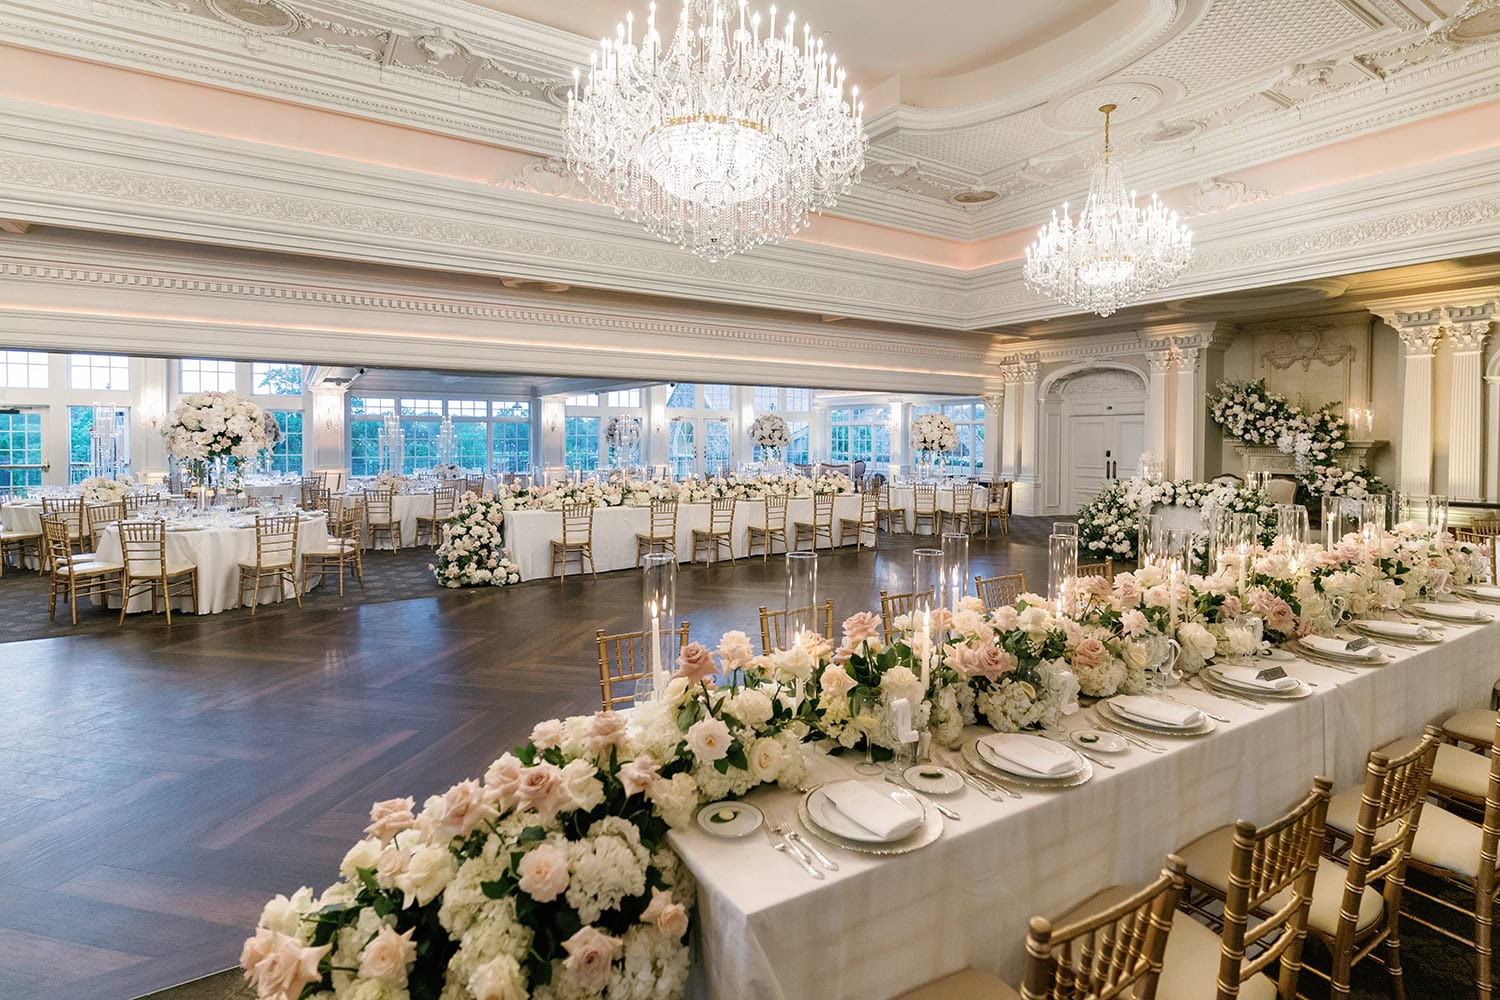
[{"x1": 1068, "y1": 414, "x2": 1147, "y2": 510}]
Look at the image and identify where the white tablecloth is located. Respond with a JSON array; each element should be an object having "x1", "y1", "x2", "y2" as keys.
[
  {"x1": 672, "y1": 616, "x2": 1500, "y2": 999},
  {"x1": 1, "y1": 501, "x2": 43, "y2": 569},
  {"x1": 338, "y1": 492, "x2": 436, "y2": 550},
  {"x1": 885, "y1": 486, "x2": 980, "y2": 536},
  {"x1": 92, "y1": 512, "x2": 328, "y2": 614},
  {"x1": 243, "y1": 480, "x2": 302, "y2": 502},
  {"x1": 505, "y1": 496, "x2": 866, "y2": 581}
]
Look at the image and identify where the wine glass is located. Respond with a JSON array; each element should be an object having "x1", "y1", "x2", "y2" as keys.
[{"x1": 851, "y1": 691, "x2": 883, "y2": 775}]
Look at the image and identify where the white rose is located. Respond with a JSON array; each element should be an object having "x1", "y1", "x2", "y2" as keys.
[
  {"x1": 559, "y1": 758, "x2": 605, "y2": 813},
  {"x1": 339, "y1": 837, "x2": 383, "y2": 880},
  {"x1": 685, "y1": 717, "x2": 732, "y2": 765},
  {"x1": 393, "y1": 843, "x2": 457, "y2": 908},
  {"x1": 1177, "y1": 622, "x2": 1218, "y2": 661},
  {"x1": 747, "y1": 737, "x2": 788, "y2": 783}
]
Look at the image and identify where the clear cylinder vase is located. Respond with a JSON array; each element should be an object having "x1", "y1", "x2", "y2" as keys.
[
  {"x1": 940, "y1": 531, "x2": 969, "y2": 611},
  {"x1": 1048, "y1": 532, "x2": 1079, "y2": 613},
  {"x1": 641, "y1": 552, "x2": 677, "y2": 702},
  {"x1": 784, "y1": 551, "x2": 818, "y2": 644}
]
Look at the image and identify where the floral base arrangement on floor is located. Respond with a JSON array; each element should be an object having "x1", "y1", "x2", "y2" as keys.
[
  {"x1": 431, "y1": 493, "x2": 522, "y2": 588},
  {"x1": 1077, "y1": 477, "x2": 1277, "y2": 563},
  {"x1": 252, "y1": 523, "x2": 1490, "y2": 1000}
]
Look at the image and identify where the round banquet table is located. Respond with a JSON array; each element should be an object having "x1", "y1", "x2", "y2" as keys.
[
  {"x1": 336, "y1": 491, "x2": 437, "y2": 550},
  {"x1": 0, "y1": 501, "x2": 44, "y2": 569},
  {"x1": 242, "y1": 479, "x2": 303, "y2": 502},
  {"x1": 92, "y1": 511, "x2": 328, "y2": 614}
]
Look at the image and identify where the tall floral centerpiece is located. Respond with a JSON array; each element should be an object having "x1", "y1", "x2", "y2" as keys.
[
  {"x1": 163, "y1": 391, "x2": 269, "y2": 504},
  {"x1": 605, "y1": 416, "x2": 643, "y2": 468},
  {"x1": 748, "y1": 414, "x2": 790, "y2": 471},
  {"x1": 910, "y1": 413, "x2": 958, "y2": 480}
]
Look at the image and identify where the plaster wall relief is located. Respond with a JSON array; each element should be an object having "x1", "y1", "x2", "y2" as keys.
[{"x1": 1246, "y1": 316, "x2": 1372, "y2": 415}]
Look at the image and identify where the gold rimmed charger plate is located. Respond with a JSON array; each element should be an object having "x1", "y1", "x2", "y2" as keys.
[
  {"x1": 1285, "y1": 639, "x2": 1391, "y2": 668},
  {"x1": 1346, "y1": 622, "x2": 1442, "y2": 646},
  {"x1": 1096, "y1": 698, "x2": 1217, "y2": 738},
  {"x1": 960, "y1": 737, "x2": 1094, "y2": 789},
  {"x1": 797, "y1": 788, "x2": 943, "y2": 856},
  {"x1": 1201, "y1": 667, "x2": 1312, "y2": 701},
  {"x1": 1401, "y1": 602, "x2": 1494, "y2": 625},
  {"x1": 1457, "y1": 588, "x2": 1500, "y2": 606}
]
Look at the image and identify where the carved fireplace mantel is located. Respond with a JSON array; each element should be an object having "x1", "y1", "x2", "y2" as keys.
[{"x1": 1234, "y1": 441, "x2": 1386, "y2": 477}]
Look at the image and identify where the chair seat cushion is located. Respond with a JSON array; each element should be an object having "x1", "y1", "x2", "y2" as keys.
[
  {"x1": 130, "y1": 562, "x2": 196, "y2": 577},
  {"x1": 57, "y1": 560, "x2": 122, "y2": 575},
  {"x1": 1154, "y1": 913, "x2": 1277, "y2": 1000},
  {"x1": 240, "y1": 560, "x2": 294, "y2": 571},
  {"x1": 312, "y1": 542, "x2": 356, "y2": 556},
  {"x1": 894, "y1": 967, "x2": 1020, "y2": 1000},
  {"x1": 1178, "y1": 824, "x2": 1384, "y2": 938},
  {"x1": 1326, "y1": 788, "x2": 1482, "y2": 880},
  {"x1": 1382, "y1": 735, "x2": 1490, "y2": 800},
  {"x1": 1443, "y1": 708, "x2": 1498, "y2": 747}
]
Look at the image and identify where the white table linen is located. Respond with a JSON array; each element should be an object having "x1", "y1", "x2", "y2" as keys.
[
  {"x1": 504, "y1": 496, "x2": 865, "y2": 581},
  {"x1": 885, "y1": 486, "x2": 980, "y2": 536},
  {"x1": 92, "y1": 512, "x2": 327, "y2": 614},
  {"x1": 671, "y1": 618, "x2": 1500, "y2": 1000},
  {"x1": 2, "y1": 501, "x2": 45, "y2": 569},
  {"x1": 243, "y1": 479, "x2": 302, "y2": 502},
  {"x1": 339, "y1": 492, "x2": 436, "y2": 550}
]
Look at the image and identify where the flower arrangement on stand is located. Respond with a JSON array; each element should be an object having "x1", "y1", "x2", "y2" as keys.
[
  {"x1": 605, "y1": 417, "x2": 643, "y2": 466},
  {"x1": 430, "y1": 493, "x2": 522, "y2": 588},
  {"x1": 78, "y1": 476, "x2": 131, "y2": 504},
  {"x1": 747, "y1": 414, "x2": 789, "y2": 465},
  {"x1": 163, "y1": 391, "x2": 269, "y2": 497},
  {"x1": 431, "y1": 462, "x2": 465, "y2": 479},
  {"x1": 910, "y1": 414, "x2": 958, "y2": 474}
]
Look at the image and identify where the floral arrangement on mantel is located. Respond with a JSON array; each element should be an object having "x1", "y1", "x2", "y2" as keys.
[
  {"x1": 77, "y1": 476, "x2": 131, "y2": 504},
  {"x1": 1077, "y1": 477, "x2": 1277, "y2": 562},
  {"x1": 747, "y1": 413, "x2": 789, "y2": 451},
  {"x1": 430, "y1": 493, "x2": 522, "y2": 588},
  {"x1": 163, "y1": 391, "x2": 269, "y2": 464},
  {"x1": 493, "y1": 473, "x2": 855, "y2": 513},
  {"x1": 1208, "y1": 380, "x2": 1381, "y2": 499},
  {"x1": 248, "y1": 522, "x2": 1490, "y2": 1000},
  {"x1": 910, "y1": 413, "x2": 958, "y2": 457}
]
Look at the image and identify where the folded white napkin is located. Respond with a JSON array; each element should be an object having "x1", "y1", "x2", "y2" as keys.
[
  {"x1": 1110, "y1": 696, "x2": 1203, "y2": 727},
  {"x1": 1469, "y1": 586, "x2": 1500, "y2": 599},
  {"x1": 1216, "y1": 665, "x2": 1300, "y2": 691},
  {"x1": 978, "y1": 733, "x2": 1080, "y2": 776},
  {"x1": 1413, "y1": 602, "x2": 1484, "y2": 621},
  {"x1": 1299, "y1": 635, "x2": 1380, "y2": 658},
  {"x1": 1357, "y1": 621, "x2": 1430, "y2": 639},
  {"x1": 821, "y1": 781, "x2": 921, "y2": 839}
]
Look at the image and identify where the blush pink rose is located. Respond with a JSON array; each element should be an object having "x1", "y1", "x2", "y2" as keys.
[
  {"x1": 1222, "y1": 595, "x2": 1243, "y2": 617},
  {"x1": 515, "y1": 762, "x2": 565, "y2": 822},
  {"x1": 529, "y1": 719, "x2": 565, "y2": 750},
  {"x1": 820, "y1": 665, "x2": 856, "y2": 698},
  {"x1": 358, "y1": 925, "x2": 416, "y2": 981},
  {"x1": 561, "y1": 926, "x2": 623, "y2": 992},
  {"x1": 955, "y1": 644, "x2": 1012, "y2": 682},
  {"x1": 1078, "y1": 575, "x2": 1112, "y2": 601},
  {"x1": 618, "y1": 754, "x2": 660, "y2": 797},
  {"x1": 841, "y1": 611, "x2": 882, "y2": 647},
  {"x1": 241, "y1": 929, "x2": 330, "y2": 1000},
  {"x1": 434, "y1": 779, "x2": 496, "y2": 840},
  {"x1": 1250, "y1": 591, "x2": 1297, "y2": 634},
  {"x1": 483, "y1": 754, "x2": 524, "y2": 812},
  {"x1": 674, "y1": 642, "x2": 717, "y2": 685},
  {"x1": 516, "y1": 843, "x2": 570, "y2": 903},
  {"x1": 640, "y1": 888, "x2": 690, "y2": 938},
  {"x1": 1071, "y1": 636, "x2": 1110, "y2": 670},
  {"x1": 1120, "y1": 609, "x2": 1149, "y2": 637},
  {"x1": 584, "y1": 711, "x2": 630, "y2": 758},
  {"x1": 1114, "y1": 573, "x2": 1143, "y2": 607},
  {"x1": 365, "y1": 797, "x2": 416, "y2": 843}
]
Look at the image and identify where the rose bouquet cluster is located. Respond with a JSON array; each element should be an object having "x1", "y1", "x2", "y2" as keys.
[
  {"x1": 493, "y1": 474, "x2": 854, "y2": 513},
  {"x1": 77, "y1": 476, "x2": 131, "y2": 504},
  {"x1": 430, "y1": 493, "x2": 522, "y2": 588},
  {"x1": 431, "y1": 463, "x2": 466, "y2": 479},
  {"x1": 910, "y1": 413, "x2": 958, "y2": 455},
  {"x1": 163, "y1": 391, "x2": 269, "y2": 463},
  {"x1": 1208, "y1": 380, "x2": 1377, "y2": 499},
  {"x1": 1076, "y1": 477, "x2": 1274, "y2": 562},
  {"x1": 747, "y1": 414, "x2": 789, "y2": 450},
  {"x1": 262, "y1": 411, "x2": 285, "y2": 450},
  {"x1": 373, "y1": 470, "x2": 411, "y2": 495},
  {"x1": 605, "y1": 417, "x2": 642, "y2": 453}
]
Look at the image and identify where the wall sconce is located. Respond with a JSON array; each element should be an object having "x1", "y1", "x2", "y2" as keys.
[{"x1": 546, "y1": 412, "x2": 560, "y2": 434}]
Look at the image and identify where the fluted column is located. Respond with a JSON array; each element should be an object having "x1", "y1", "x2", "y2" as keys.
[
  {"x1": 1145, "y1": 351, "x2": 1174, "y2": 473},
  {"x1": 1446, "y1": 306, "x2": 1492, "y2": 499},
  {"x1": 1016, "y1": 361, "x2": 1040, "y2": 513},
  {"x1": 1388, "y1": 310, "x2": 1444, "y2": 497},
  {"x1": 999, "y1": 367, "x2": 1023, "y2": 480},
  {"x1": 1488, "y1": 375, "x2": 1500, "y2": 502},
  {"x1": 1170, "y1": 348, "x2": 1202, "y2": 480},
  {"x1": 981, "y1": 391, "x2": 1004, "y2": 480}
]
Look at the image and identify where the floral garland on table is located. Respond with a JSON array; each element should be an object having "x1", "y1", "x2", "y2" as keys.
[
  {"x1": 163, "y1": 391, "x2": 269, "y2": 463},
  {"x1": 431, "y1": 463, "x2": 466, "y2": 480},
  {"x1": 1076, "y1": 478, "x2": 1276, "y2": 562},
  {"x1": 78, "y1": 476, "x2": 131, "y2": 504},
  {"x1": 493, "y1": 474, "x2": 856, "y2": 512},
  {"x1": 1208, "y1": 380, "x2": 1381, "y2": 500},
  {"x1": 747, "y1": 414, "x2": 789, "y2": 450},
  {"x1": 604, "y1": 417, "x2": 642, "y2": 457},
  {"x1": 910, "y1": 413, "x2": 958, "y2": 455},
  {"x1": 373, "y1": 471, "x2": 411, "y2": 494},
  {"x1": 430, "y1": 494, "x2": 522, "y2": 588}
]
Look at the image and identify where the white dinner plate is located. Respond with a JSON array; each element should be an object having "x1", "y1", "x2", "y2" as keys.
[
  {"x1": 1107, "y1": 698, "x2": 1204, "y2": 732},
  {"x1": 902, "y1": 764, "x2": 965, "y2": 795},
  {"x1": 1203, "y1": 667, "x2": 1313, "y2": 701},
  {"x1": 807, "y1": 782, "x2": 923, "y2": 843},
  {"x1": 1096, "y1": 698, "x2": 1217, "y2": 737},
  {"x1": 976, "y1": 735, "x2": 1086, "y2": 779},
  {"x1": 1407, "y1": 602, "x2": 1493, "y2": 624},
  {"x1": 1287, "y1": 638, "x2": 1389, "y2": 665},
  {"x1": 695, "y1": 801, "x2": 762, "y2": 838}
]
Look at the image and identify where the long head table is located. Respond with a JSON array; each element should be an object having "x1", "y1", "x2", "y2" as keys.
[
  {"x1": 504, "y1": 495, "x2": 867, "y2": 581},
  {"x1": 669, "y1": 617, "x2": 1500, "y2": 999}
]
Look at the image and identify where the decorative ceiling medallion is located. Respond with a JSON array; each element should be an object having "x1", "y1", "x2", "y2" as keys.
[
  {"x1": 1434, "y1": 4, "x2": 1500, "y2": 45},
  {"x1": 205, "y1": 0, "x2": 299, "y2": 35},
  {"x1": 1043, "y1": 77, "x2": 1181, "y2": 132},
  {"x1": 948, "y1": 190, "x2": 999, "y2": 206}
]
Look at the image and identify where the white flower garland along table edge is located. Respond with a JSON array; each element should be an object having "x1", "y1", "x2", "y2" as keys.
[{"x1": 246, "y1": 524, "x2": 1489, "y2": 999}]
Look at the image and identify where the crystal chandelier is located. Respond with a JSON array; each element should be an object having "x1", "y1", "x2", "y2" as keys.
[
  {"x1": 564, "y1": 0, "x2": 867, "y2": 262},
  {"x1": 1023, "y1": 104, "x2": 1193, "y2": 317}
]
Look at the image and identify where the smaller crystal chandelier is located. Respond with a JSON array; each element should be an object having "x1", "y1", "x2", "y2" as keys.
[{"x1": 1023, "y1": 104, "x2": 1193, "y2": 318}]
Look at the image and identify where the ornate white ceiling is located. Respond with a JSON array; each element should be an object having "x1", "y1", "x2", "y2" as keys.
[{"x1": 5, "y1": 0, "x2": 1499, "y2": 243}]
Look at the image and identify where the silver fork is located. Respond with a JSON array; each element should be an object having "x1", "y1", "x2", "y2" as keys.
[
  {"x1": 940, "y1": 749, "x2": 1023, "y2": 800},
  {"x1": 760, "y1": 813, "x2": 823, "y2": 879},
  {"x1": 1089, "y1": 713, "x2": 1167, "y2": 754},
  {"x1": 771, "y1": 809, "x2": 839, "y2": 871}
]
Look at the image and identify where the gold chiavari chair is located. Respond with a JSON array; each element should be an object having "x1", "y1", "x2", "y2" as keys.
[
  {"x1": 976, "y1": 571, "x2": 1027, "y2": 612},
  {"x1": 464, "y1": 475, "x2": 487, "y2": 497},
  {"x1": 875, "y1": 481, "x2": 907, "y2": 534},
  {"x1": 635, "y1": 499, "x2": 679, "y2": 566},
  {"x1": 123, "y1": 493, "x2": 159, "y2": 517},
  {"x1": 1179, "y1": 729, "x2": 1439, "y2": 1000},
  {"x1": 898, "y1": 856, "x2": 1188, "y2": 1000},
  {"x1": 1077, "y1": 558, "x2": 1114, "y2": 583},
  {"x1": 879, "y1": 589, "x2": 935, "y2": 642},
  {"x1": 937, "y1": 482, "x2": 976, "y2": 535},
  {"x1": 551, "y1": 503, "x2": 597, "y2": 581},
  {"x1": 758, "y1": 600, "x2": 835, "y2": 654},
  {"x1": 43, "y1": 515, "x2": 122, "y2": 625},
  {"x1": 691, "y1": 498, "x2": 737, "y2": 565},
  {"x1": 838, "y1": 491, "x2": 879, "y2": 550},
  {"x1": 912, "y1": 482, "x2": 938, "y2": 535},
  {"x1": 416, "y1": 485, "x2": 460, "y2": 549},
  {"x1": 747, "y1": 495, "x2": 788, "y2": 562},
  {"x1": 983, "y1": 479, "x2": 1013, "y2": 538},
  {"x1": 793, "y1": 492, "x2": 835, "y2": 551},
  {"x1": 85, "y1": 500, "x2": 126, "y2": 553},
  {"x1": 1472, "y1": 518, "x2": 1500, "y2": 534},
  {"x1": 300, "y1": 477, "x2": 322, "y2": 510},
  {"x1": 364, "y1": 488, "x2": 400, "y2": 551},
  {"x1": 237, "y1": 514, "x2": 302, "y2": 615},
  {"x1": 303, "y1": 500, "x2": 364, "y2": 596},
  {"x1": 42, "y1": 496, "x2": 84, "y2": 556},
  {"x1": 1164, "y1": 776, "x2": 1332, "y2": 1000},
  {"x1": 1455, "y1": 527, "x2": 1498, "y2": 583},
  {"x1": 118, "y1": 519, "x2": 198, "y2": 625},
  {"x1": 596, "y1": 622, "x2": 691, "y2": 711}
]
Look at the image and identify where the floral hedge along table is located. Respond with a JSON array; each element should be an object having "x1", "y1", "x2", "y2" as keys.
[{"x1": 242, "y1": 527, "x2": 1497, "y2": 1000}]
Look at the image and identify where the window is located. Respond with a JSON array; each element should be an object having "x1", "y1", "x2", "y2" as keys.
[
  {"x1": 348, "y1": 397, "x2": 395, "y2": 476},
  {"x1": 0, "y1": 351, "x2": 48, "y2": 389},
  {"x1": 350, "y1": 397, "x2": 396, "y2": 416},
  {"x1": 68, "y1": 406, "x2": 129, "y2": 484},
  {"x1": 264, "y1": 410, "x2": 304, "y2": 475},
  {"x1": 603, "y1": 389, "x2": 641, "y2": 407},
  {"x1": 180, "y1": 358, "x2": 237, "y2": 393},
  {"x1": 828, "y1": 407, "x2": 893, "y2": 464},
  {"x1": 70, "y1": 354, "x2": 129, "y2": 391},
  {"x1": 449, "y1": 400, "x2": 487, "y2": 418},
  {"x1": 752, "y1": 386, "x2": 814, "y2": 462},
  {"x1": 668, "y1": 419, "x2": 695, "y2": 479},
  {"x1": 701, "y1": 384, "x2": 732, "y2": 410},
  {"x1": 704, "y1": 419, "x2": 731, "y2": 474},
  {"x1": 402, "y1": 418, "x2": 440, "y2": 473},
  {"x1": 0, "y1": 411, "x2": 43, "y2": 488},
  {"x1": 400, "y1": 398, "x2": 444, "y2": 417},
  {"x1": 565, "y1": 416, "x2": 599, "y2": 471},
  {"x1": 566, "y1": 393, "x2": 600, "y2": 407},
  {"x1": 252, "y1": 363, "x2": 302, "y2": 396},
  {"x1": 754, "y1": 387, "x2": 780, "y2": 412},
  {"x1": 666, "y1": 383, "x2": 696, "y2": 409},
  {"x1": 492, "y1": 419, "x2": 530, "y2": 474},
  {"x1": 453, "y1": 422, "x2": 488, "y2": 469},
  {"x1": 785, "y1": 388, "x2": 811, "y2": 411},
  {"x1": 912, "y1": 401, "x2": 986, "y2": 474}
]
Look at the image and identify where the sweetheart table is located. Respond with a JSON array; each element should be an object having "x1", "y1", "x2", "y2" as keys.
[
  {"x1": 503, "y1": 495, "x2": 866, "y2": 581},
  {"x1": 669, "y1": 617, "x2": 1500, "y2": 999}
]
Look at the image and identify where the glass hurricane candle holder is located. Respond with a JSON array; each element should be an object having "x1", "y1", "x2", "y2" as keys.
[
  {"x1": 940, "y1": 532, "x2": 969, "y2": 611},
  {"x1": 784, "y1": 551, "x2": 819, "y2": 644},
  {"x1": 1047, "y1": 532, "x2": 1078, "y2": 613},
  {"x1": 641, "y1": 552, "x2": 677, "y2": 702}
]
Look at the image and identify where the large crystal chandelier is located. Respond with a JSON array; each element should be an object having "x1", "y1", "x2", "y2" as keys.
[
  {"x1": 564, "y1": 0, "x2": 867, "y2": 262},
  {"x1": 1023, "y1": 104, "x2": 1192, "y2": 317}
]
